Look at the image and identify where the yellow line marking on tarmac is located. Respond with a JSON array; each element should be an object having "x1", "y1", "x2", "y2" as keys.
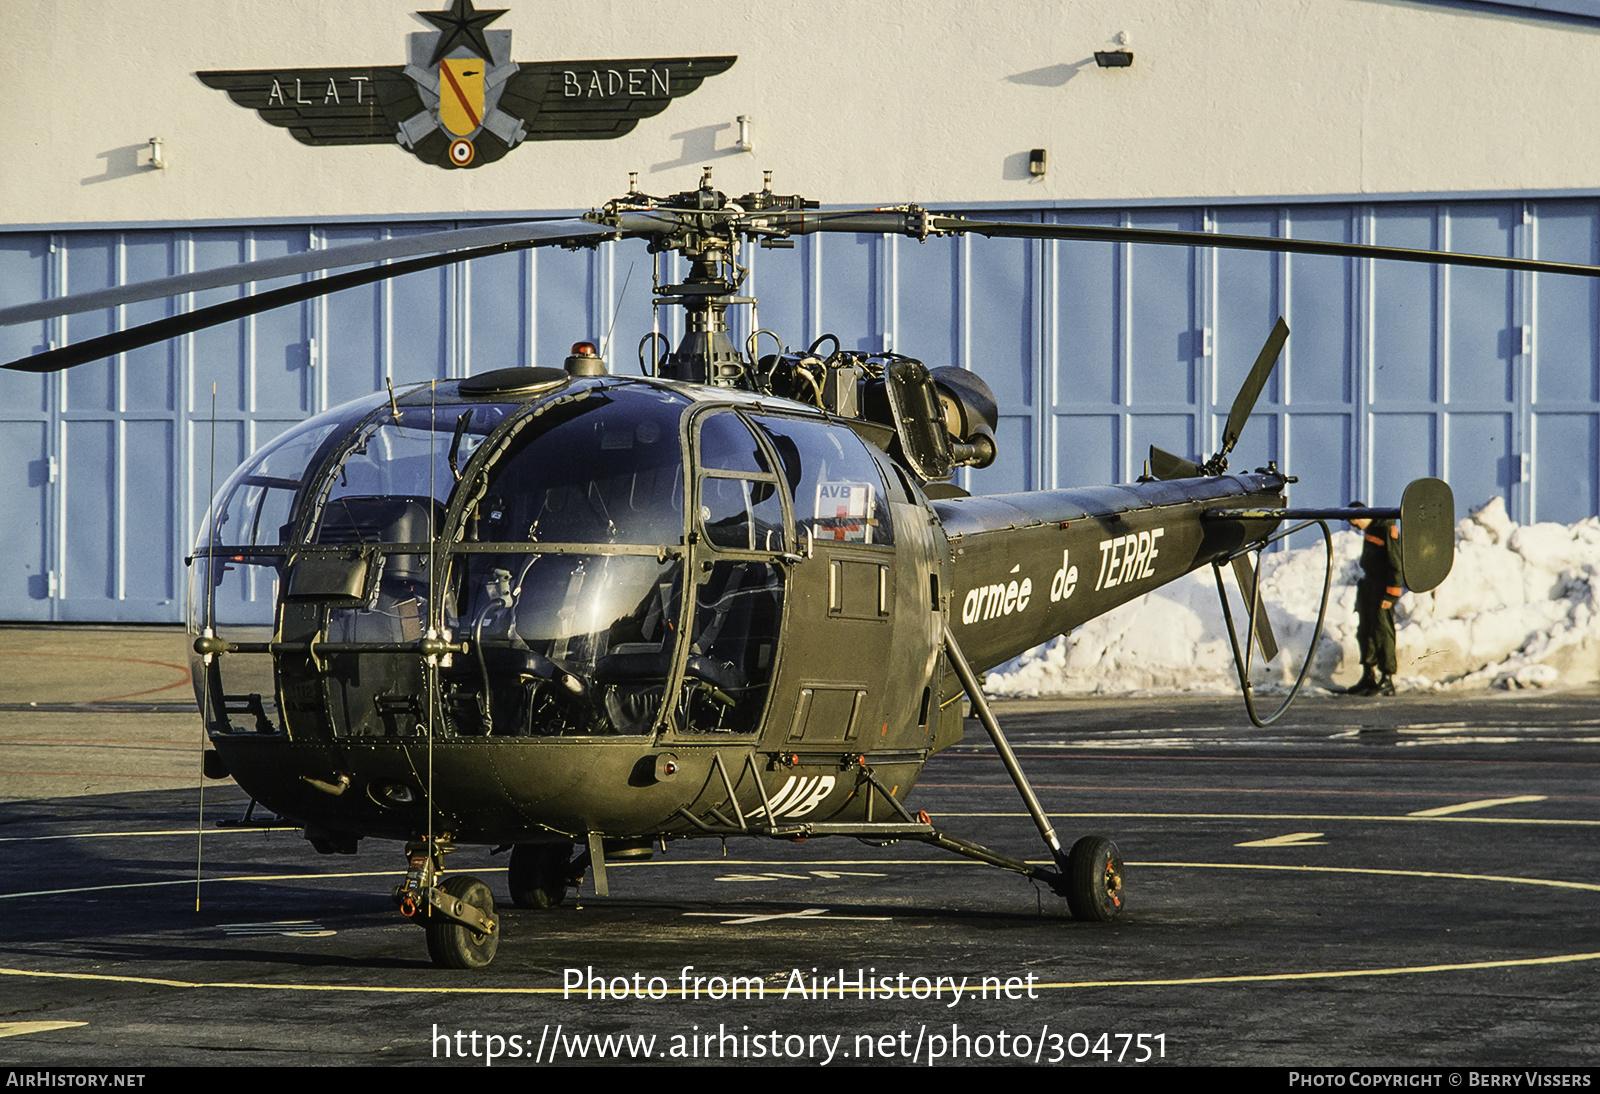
[
  {"x1": 936, "y1": 811, "x2": 1599, "y2": 825},
  {"x1": 0, "y1": 860, "x2": 902, "y2": 901},
  {"x1": 1027, "y1": 951, "x2": 1600, "y2": 989},
  {"x1": 1, "y1": 951, "x2": 1597, "y2": 997},
  {"x1": 1408, "y1": 795, "x2": 1548, "y2": 817},
  {"x1": 0, "y1": 862, "x2": 933, "y2": 901},
  {"x1": 1133, "y1": 860, "x2": 1600, "y2": 893},
  {"x1": 0, "y1": 869, "x2": 410, "y2": 901},
  {"x1": 0, "y1": 1021, "x2": 88, "y2": 1039},
  {"x1": 6, "y1": 854, "x2": 1600, "y2": 902},
  {"x1": 0, "y1": 827, "x2": 298, "y2": 843},
  {"x1": 1235, "y1": 832, "x2": 1326, "y2": 847},
  {"x1": 7, "y1": 802, "x2": 1587, "y2": 851},
  {"x1": 0, "y1": 861, "x2": 1595, "y2": 994}
]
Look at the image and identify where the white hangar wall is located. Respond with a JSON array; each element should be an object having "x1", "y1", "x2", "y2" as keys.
[
  {"x1": 10, "y1": 0, "x2": 1600, "y2": 219},
  {"x1": 2, "y1": 1, "x2": 1599, "y2": 621}
]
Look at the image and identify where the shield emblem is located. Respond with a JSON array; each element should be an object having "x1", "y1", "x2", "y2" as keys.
[{"x1": 437, "y1": 58, "x2": 485, "y2": 137}]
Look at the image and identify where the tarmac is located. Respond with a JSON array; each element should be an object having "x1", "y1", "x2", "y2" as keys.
[
  {"x1": 0, "y1": 625, "x2": 1596, "y2": 1068},
  {"x1": 0, "y1": 625, "x2": 199, "y2": 802}
]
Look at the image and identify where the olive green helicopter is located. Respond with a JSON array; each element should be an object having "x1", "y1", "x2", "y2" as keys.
[{"x1": 17, "y1": 169, "x2": 1600, "y2": 969}]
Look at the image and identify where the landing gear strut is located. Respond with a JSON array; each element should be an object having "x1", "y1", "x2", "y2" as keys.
[
  {"x1": 944, "y1": 625, "x2": 1128, "y2": 922},
  {"x1": 394, "y1": 838, "x2": 501, "y2": 968}
]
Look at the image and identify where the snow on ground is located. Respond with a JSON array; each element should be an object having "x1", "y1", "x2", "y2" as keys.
[{"x1": 984, "y1": 498, "x2": 1600, "y2": 698}]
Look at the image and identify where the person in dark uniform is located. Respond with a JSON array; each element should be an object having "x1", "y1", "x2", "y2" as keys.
[{"x1": 1345, "y1": 502, "x2": 1403, "y2": 696}]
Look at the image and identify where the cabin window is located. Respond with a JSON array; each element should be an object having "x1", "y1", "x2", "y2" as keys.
[{"x1": 749, "y1": 414, "x2": 895, "y2": 547}]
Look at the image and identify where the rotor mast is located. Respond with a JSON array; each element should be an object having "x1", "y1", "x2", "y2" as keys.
[
  {"x1": 656, "y1": 249, "x2": 751, "y2": 386},
  {"x1": 608, "y1": 168, "x2": 815, "y2": 388}
]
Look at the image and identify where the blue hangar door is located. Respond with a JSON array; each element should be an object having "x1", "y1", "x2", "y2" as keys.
[{"x1": 0, "y1": 199, "x2": 1597, "y2": 622}]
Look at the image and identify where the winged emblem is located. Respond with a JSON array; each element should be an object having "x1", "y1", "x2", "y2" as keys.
[{"x1": 197, "y1": 0, "x2": 735, "y2": 169}]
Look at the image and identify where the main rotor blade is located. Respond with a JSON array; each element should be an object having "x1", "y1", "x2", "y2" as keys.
[
  {"x1": 5, "y1": 236, "x2": 576, "y2": 373},
  {"x1": 934, "y1": 217, "x2": 1600, "y2": 280},
  {"x1": 1220, "y1": 317, "x2": 1289, "y2": 458},
  {"x1": 0, "y1": 217, "x2": 611, "y2": 329},
  {"x1": 774, "y1": 210, "x2": 1600, "y2": 280}
]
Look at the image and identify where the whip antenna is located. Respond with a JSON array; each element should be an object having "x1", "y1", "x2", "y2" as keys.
[{"x1": 196, "y1": 382, "x2": 217, "y2": 912}]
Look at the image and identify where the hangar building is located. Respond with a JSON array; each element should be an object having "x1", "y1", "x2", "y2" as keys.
[{"x1": 3, "y1": 0, "x2": 1599, "y2": 621}]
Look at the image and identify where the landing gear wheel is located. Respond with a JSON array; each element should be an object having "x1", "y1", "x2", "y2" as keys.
[
  {"x1": 1065, "y1": 835, "x2": 1125, "y2": 922},
  {"x1": 508, "y1": 841, "x2": 573, "y2": 909},
  {"x1": 425, "y1": 875, "x2": 500, "y2": 969}
]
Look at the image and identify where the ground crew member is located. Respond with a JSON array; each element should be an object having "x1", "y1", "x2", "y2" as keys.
[{"x1": 1345, "y1": 502, "x2": 1402, "y2": 696}]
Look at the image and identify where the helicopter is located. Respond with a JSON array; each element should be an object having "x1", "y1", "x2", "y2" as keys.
[{"x1": 12, "y1": 169, "x2": 1599, "y2": 970}]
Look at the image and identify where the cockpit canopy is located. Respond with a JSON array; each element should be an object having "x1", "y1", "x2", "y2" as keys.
[{"x1": 190, "y1": 376, "x2": 898, "y2": 740}]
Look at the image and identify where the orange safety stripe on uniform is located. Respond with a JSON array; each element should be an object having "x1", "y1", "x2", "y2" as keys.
[
  {"x1": 1365, "y1": 533, "x2": 1384, "y2": 545},
  {"x1": 1390, "y1": 524, "x2": 1399, "y2": 537},
  {"x1": 1386, "y1": 585, "x2": 1402, "y2": 596}
]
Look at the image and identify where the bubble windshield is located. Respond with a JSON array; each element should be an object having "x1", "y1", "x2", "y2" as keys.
[{"x1": 448, "y1": 386, "x2": 693, "y2": 736}]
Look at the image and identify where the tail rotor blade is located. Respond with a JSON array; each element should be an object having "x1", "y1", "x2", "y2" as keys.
[
  {"x1": 1220, "y1": 316, "x2": 1289, "y2": 459},
  {"x1": 1230, "y1": 555, "x2": 1280, "y2": 663}
]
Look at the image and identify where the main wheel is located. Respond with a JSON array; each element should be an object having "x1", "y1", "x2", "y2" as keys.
[
  {"x1": 425, "y1": 875, "x2": 500, "y2": 969},
  {"x1": 1065, "y1": 835, "x2": 1125, "y2": 922},
  {"x1": 507, "y1": 841, "x2": 573, "y2": 909}
]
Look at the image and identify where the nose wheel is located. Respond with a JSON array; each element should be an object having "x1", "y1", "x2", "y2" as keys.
[
  {"x1": 424, "y1": 875, "x2": 500, "y2": 969},
  {"x1": 395, "y1": 838, "x2": 502, "y2": 968}
]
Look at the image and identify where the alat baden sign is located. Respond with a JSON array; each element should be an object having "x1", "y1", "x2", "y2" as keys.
[{"x1": 198, "y1": 0, "x2": 735, "y2": 169}]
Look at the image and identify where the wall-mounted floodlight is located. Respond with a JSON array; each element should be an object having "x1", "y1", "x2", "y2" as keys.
[
  {"x1": 147, "y1": 137, "x2": 166, "y2": 169},
  {"x1": 736, "y1": 115, "x2": 753, "y2": 152},
  {"x1": 1029, "y1": 149, "x2": 1047, "y2": 177},
  {"x1": 1095, "y1": 30, "x2": 1133, "y2": 68}
]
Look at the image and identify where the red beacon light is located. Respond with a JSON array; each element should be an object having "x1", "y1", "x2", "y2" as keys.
[{"x1": 565, "y1": 341, "x2": 607, "y2": 377}]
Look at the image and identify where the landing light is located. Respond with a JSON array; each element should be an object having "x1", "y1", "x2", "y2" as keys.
[{"x1": 375, "y1": 782, "x2": 416, "y2": 806}]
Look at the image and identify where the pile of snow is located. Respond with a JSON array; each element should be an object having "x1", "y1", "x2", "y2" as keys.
[{"x1": 985, "y1": 497, "x2": 1600, "y2": 697}]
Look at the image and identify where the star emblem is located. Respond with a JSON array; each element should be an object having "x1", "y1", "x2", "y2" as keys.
[{"x1": 418, "y1": 0, "x2": 507, "y2": 66}]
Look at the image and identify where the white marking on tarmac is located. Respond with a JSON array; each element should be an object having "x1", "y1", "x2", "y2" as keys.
[
  {"x1": 681, "y1": 907, "x2": 892, "y2": 924},
  {"x1": 1236, "y1": 832, "x2": 1326, "y2": 847},
  {"x1": 0, "y1": 1021, "x2": 87, "y2": 1039},
  {"x1": 217, "y1": 920, "x2": 335, "y2": 938},
  {"x1": 810, "y1": 870, "x2": 886, "y2": 879},
  {"x1": 716, "y1": 870, "x2": 886, "y2": 882},
  {"x1": 1408, "y1": 795, "x2": 1547, "y2": 817}
]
